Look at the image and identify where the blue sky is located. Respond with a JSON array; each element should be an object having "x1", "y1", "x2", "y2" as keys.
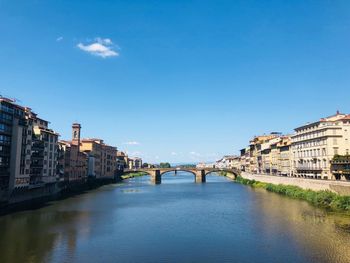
[{"x1": 1, "y1": 0, "x2": 350, "y2": 163}]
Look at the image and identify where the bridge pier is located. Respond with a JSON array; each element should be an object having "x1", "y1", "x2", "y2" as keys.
[
  {"x1": 150, "y1": 170, "x2": 161, "y2": 184},
  {"x1": 195, "y1": 170, "x2": 206, "y2": 183}
]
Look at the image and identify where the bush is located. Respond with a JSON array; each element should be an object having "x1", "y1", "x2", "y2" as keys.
[{"x1": 234, "y1": 176, "x2": 350, "y2": 213}]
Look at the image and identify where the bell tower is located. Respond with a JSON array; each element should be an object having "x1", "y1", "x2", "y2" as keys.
[{"x1": 72, "y1": 123, "x2": 81, "y2": 148}]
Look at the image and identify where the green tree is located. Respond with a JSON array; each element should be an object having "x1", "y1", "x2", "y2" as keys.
[{"x1": 159, "y1": 162, "x2": 171, "y2": 168}]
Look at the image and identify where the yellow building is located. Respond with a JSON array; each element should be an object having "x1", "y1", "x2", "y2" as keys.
[
  {"x1": 249, "y1": 134, "x2": 279, "y2": 174},
  {"x1": 277, "y1": 136, "x2": 292, "y2": 176},
  {"x1": 80, "y1": 138, "x2": 117, "y2": 178}
]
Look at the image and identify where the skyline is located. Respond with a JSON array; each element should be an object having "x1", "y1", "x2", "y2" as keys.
[{"x1": 2, "y1": 0, "x2": 350, "y2": 163}]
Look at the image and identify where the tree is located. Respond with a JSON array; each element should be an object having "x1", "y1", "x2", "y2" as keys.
[{"x1": 159, "y1": 162, "x2": 171, "y2": 168}]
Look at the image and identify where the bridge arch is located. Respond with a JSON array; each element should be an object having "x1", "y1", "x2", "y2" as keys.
[
  {"x1": 160, "y1": 169, "x2": 196, "y2": 177},
  {"x1": 121, "y1": 168, "x2": 239, "y2": 184},
  {"x1": 204, "y1": 169, "x2": 238, "y2": 179},
  {"x1": 122, "y1": 169, "x2": 153, "y2": 176}
]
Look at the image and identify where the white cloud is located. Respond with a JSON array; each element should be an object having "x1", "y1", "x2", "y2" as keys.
[
  {"x1": 171, "y1": 152, "x2": 177, "y2": 156},
  {"x1": 56, "y1": 36, "x2": 63, "y2": 42},
  {"x1": 124, "y1": 141, "x2": 140, "y2": 145},
  {"x1": 77, "y1": 37, "x2": 119, "y2": 58},
  {"x1": 189, "y1": 151, "x2": 201, "y2": 156},
  {"x1": 96, "y1": 37, "x2": 112, "y2": 45}
]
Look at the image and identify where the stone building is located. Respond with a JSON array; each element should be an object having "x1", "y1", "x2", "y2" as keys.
[
  {"x1": 127, "y1": 157, "x2": 143, "y2": 169},
  {"x1": 244, "y1": 134, "x2": 293, "y2": 176},
  {"x1": 57, "y1": 123, "x2": 88, "y2": 182},
  {"x1": 239, "y1": 147, "x2": 251, "y2": 172},
  {"x1": 0, "y1": 96, "x2": 59, "y2": 200},
  {"x1": 80, "y1": 138, "x2": 117, "y2": 178},
  {"x1": 330, "y1": 155, "x2": 350, "y2": 181},
  {"x1": 277, "y1": 136, "x2": 292, "y2": 176},
  {"x1": 291, "y1": 111, "x2": 350, "y2": 180},
  {"x1": 216, "y1": 155, "x2": 240, "y2": 169},
  {"x1": 116, "y1": 151, "x2": 128, "y2": 170}
]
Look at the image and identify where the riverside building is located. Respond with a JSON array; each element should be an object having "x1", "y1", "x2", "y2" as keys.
[
  {"x1": 57, "y1": 123, "x2": 88, "y2": 183},
  {"x1": 0, "y1": 96, "x2": 59, "y2": 200},
  {"x1": 240, "y1": 134, "x2": 293, "y2": 177},
  {"x1": 80, "y1": 138, "x2": 117, "y2": 178},
  {"x1": 291, "y1": 111, "x2": 350, "y2": 180}
]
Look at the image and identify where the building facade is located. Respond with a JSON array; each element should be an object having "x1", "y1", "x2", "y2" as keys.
[
  {"x1": 127, "y1": 157, "x2": 143, "y2": 169},
  {"x1": 240, "y1": 134, "x2": 293, "y2": 177},
  {"x1": 330, "y1": 155, "x2": 350, "y2": 181},
  {"x1": 80, "y1": 138, "x2": 117, "y2": 178},
  {"x1": 291, "y1": 112, "x2": 350, "y2": 180},
  {"x1": 57, "y1": 123, "x2": 88, "y2": 183},
  {"x1": 116, "y1": 151, "x2": 127, "y2": 170},
  {"x1": 0, "y1": 97, "x2": 59, "y2": 200}
]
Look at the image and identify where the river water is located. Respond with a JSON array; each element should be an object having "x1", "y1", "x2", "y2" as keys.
[{"x1": 0, "y1": 172, "x2": 350, "y2": 263}]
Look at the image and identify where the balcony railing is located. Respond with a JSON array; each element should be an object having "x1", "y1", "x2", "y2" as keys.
[{"x1": 296, "y1": 166, "x2": 323, "y2": 171}]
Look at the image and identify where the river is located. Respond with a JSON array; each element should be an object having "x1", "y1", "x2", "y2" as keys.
[{"x1": 0, "y1": 172, "x2": 350, "y2": 263}]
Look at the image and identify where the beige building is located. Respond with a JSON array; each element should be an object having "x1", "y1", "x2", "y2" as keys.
[
  {"x1": 80, "y1": 138, "x2": 117, "y2": 178},
  {"x1": 246, "y1": 134, "x2": 292, "y2": 176},
  {"x1": 116, "y1": 151, "x2": 127, "y2": 170},
  {"x1": 58, "y1": 123, "x2": 88, "y2": 183},
  {"x1": 216, "y1": 155, "x2": 240, "y2": 169},
  {"x1": 240, "y1": 147, "x2": 251, "y2": 172},
  {"x1": 248, "y1": 134, "x2": 280, "y2": 174},
  {"x1": 291, "y1": 111, "x2": 350, "y2": 180},
  {"x1": 277, "y1": 136, "x2": 292, "y2": 176},
  {"x1": 127, "y1": 157, "x2": 143, "y2": 169}
]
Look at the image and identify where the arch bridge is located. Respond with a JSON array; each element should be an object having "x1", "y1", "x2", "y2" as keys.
[{"x1": 122, "y1": 167, "x2": 240, "y2": 184}]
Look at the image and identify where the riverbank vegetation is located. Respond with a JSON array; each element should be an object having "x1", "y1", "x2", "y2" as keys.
[
  {"x1": 235, "y1": 176, "x2": 350, "y2": 213},
  {"x1": 121, "y1": 172, "x2": 147, "y2": 180},
  {"x1": 159, "y1": 162, "x2": 171, "y2": 168}
]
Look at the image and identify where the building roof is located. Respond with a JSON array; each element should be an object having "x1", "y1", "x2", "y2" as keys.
[
  {"x1": 295, "y1": 111, "x2": 347, "y2": 131},
  {"x1": 340, "y1": 114, "x2": 350, "y2": 121},
  {"x1": 0, "y1": 96, "x2": 27, "y2": 111}
]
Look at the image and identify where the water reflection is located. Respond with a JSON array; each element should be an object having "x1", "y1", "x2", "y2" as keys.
[
  {"x1": 0, "y1": 173, "x2": 349, "y2": 263},
  {"x1": 250, "y1": 187, "x2": 350, "y2": 263}
]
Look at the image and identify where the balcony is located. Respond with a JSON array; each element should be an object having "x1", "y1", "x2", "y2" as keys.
[
  {"x1": 31, "y1": 151, "x2": 44, "y2": 158},
  {"x1": 296, "y1": 166, "x2": 323, "y2": 172},
  {"x1": 32, "y1": 141, "x2": 44, "y2": 150},
  {"x1": 332, "y1": 169, "x2": 350, "y2": 175}
]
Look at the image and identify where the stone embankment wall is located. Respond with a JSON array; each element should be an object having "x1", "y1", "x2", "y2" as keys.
[{"x1": 238, "y1": 172, "x2": 350, "y2": 196}]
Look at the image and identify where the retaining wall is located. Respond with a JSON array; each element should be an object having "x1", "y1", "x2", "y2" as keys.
[{"x1": 239, "y1": 172, "x2": 350, "y2": 196}]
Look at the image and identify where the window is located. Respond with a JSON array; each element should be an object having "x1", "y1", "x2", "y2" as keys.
[
  {"x1": 0, "y1": 112, "x2": 12, "y2": 122},
  {"x1": 0, "y1": 123, "x2": 10, "y2": 133},
  {"x1": 0, "y1": 156, "x2": 9, "y2": 166},
  {"x1": 0, "y1": 135, "x2": 11, "y2": 145},
  {"x1": 334, "y1": 147, "x2": 339, "y2": 155}
]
